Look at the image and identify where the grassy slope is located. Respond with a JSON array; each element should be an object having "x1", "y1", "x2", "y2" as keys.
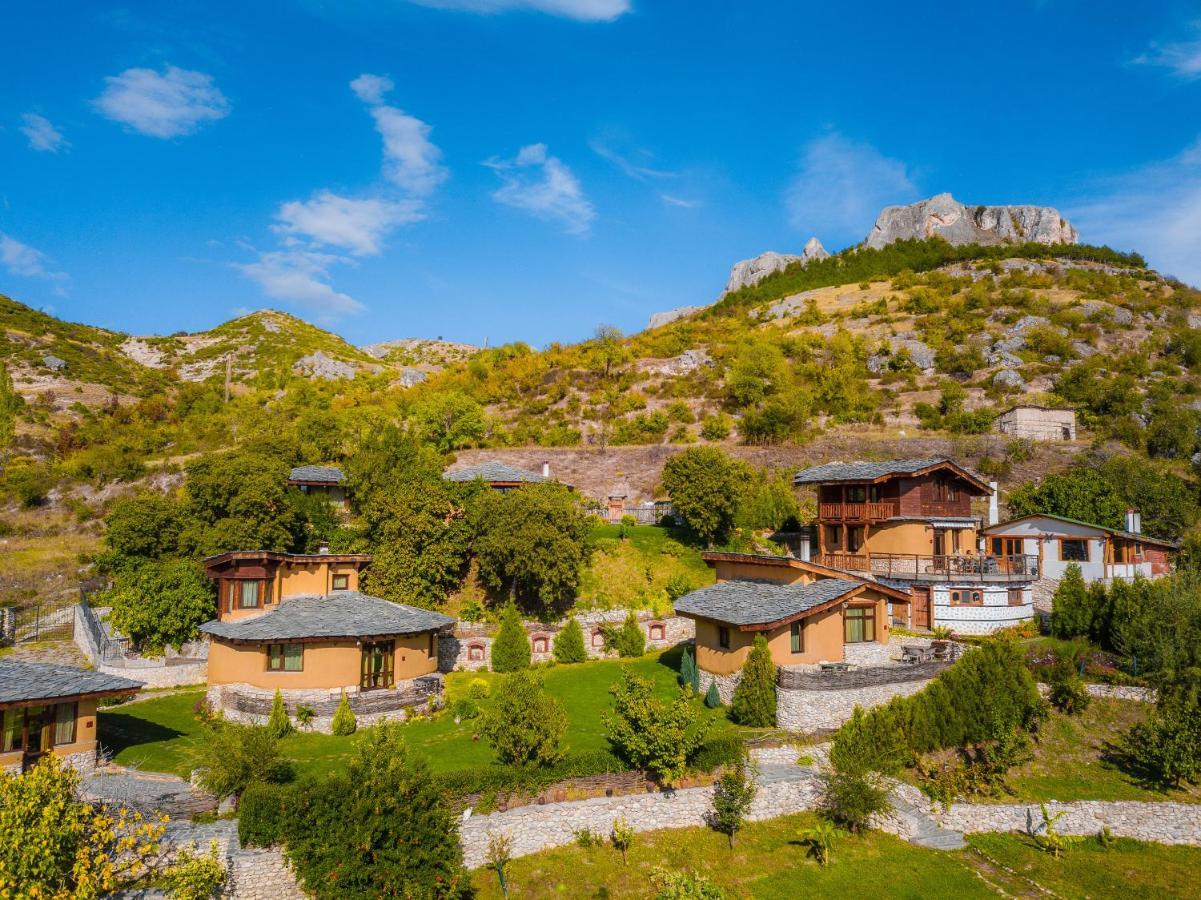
[
  {"x1": 101, "y1": 650, "x2": 739, "y2": 779},
  {"x1": 579, "y1": 524, "x2": 712, "y2": 610}
]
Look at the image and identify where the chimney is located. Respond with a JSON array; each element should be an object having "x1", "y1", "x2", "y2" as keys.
[
  {"x1": 1125, "y1": 509, "x2": 1141, "y2": 534},
  {"x1": 542, "y1": 461, "x2": 551, "y2": 478},
  {"x1": 798, "y1": 529, "x2": 812, "y2": 562},
  {"x1": 988, "y1": 482, "x2": 999, "y2": 527},
  {"x1": 318, "y1": 541, "x2": 330, "y2": 555}
]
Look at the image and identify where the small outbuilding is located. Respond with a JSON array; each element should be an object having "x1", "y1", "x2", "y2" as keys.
[
  {"x1": 287, "y1": 465, "x2": 348, "y2": 509},
  {"x1": 443, "y1": 460, "x2": 555, "y2": 492},
  {"x1": 994, "y1": 406, "x2": 1076, "y2": 441}
]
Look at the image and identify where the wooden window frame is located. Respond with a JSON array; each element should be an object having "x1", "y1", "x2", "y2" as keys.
[
  {"x1": 847, "y1": 525, "x2": 865, "y2": 553},
  {"x1": 1059, "y1": 538, "x2": 1090, "y2": 563},
  {"x1": 331, "y1": 573, "x2": 350, "y2": 592},
  {"x1": 824, "y1": 525, "x2": 842, "y2": 550},
  {"x1": 2, "y1": 707, "x2": 25, "y2": 753},
  {"x1": 1008, "y1": 588, "x2": 1025, "y2": 607},
  {"x1": 718, "y1": 626, "x2": 730, "y2": 650},
  {"x1": 591, "y1": 630, "x2": 604, "y2": 648},
  {"x1": 468, "y1": 642, "x2": 486, "y2": 661},
  {"x1": 949, "y1": 589, "x2": 984, "y2": 607},
  {"x1": 649, "y1": 623, "x2": 665, "y2": 641},
  {"x1": 790, "y1": 620, "x2": 804, "y2": 654},
  {"x1": 266, "y1": 643, "x2": 304, "y2": 672},
  {"x1": 53, "y1": 702, "x2": 77, "y2": 746},
  {"x1": 844, "y1": 605, "x2": 876, "y2": 643},
  {"x1": 532, "y1": 635, "x2": 549, "y2": 654},
  {"x1": 360, "y1": 640, "x2": 395, "y2": 690}
]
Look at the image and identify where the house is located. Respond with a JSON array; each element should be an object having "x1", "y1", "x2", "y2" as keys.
[
  {"x1": 994, "y1": 406, "x2": 1076, "y2": 441},
  {"x1": 795, "y1": 457, "x2": 1039, "y2": 634},
  {"x1": 203, "y1": 550, "x2": 373, "y2": 622},
  {"x1": 674, "y1": 552, "x2": 911, "y2": 676},
  {"x1": 288, "y1": 465, "x2": 348, "y2": 509},
  {"x1": 982, "y1": 511, "x2": 1176, "y2": 583},
  {"x1": 1, "y1": 660, "x2": 141, "y2": 773},
  {"x1": 443, "y1": 460, "x2": 552, "y2": 492}
]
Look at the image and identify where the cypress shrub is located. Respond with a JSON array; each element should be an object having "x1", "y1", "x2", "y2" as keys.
[
  {"x1": 330, "y1": 692, "x2": 357, "y2": 736},
  {"x1": 730, "y1": 634, "x2": 776, "y2": 727},
  {"x1": 1051, "y1": 564, "x2": 1091, "y2": 639},
  {"x1": 266, "y1": 688, "x2": 292, "y2": 739},
  {"x1": 491, "y1": 602, "x2": 531, "y2": 673},
  {"x1": 553, "y1": 617, "x2": 587, "y2": 663},
  {"x1": 678, "y1": 645, "x2": 695, "y2": 689},
  {"x1": 704, "y1": 680, "x2": 721, "y2": 708},
  {"x1": 615, "y1": 611, "x2": 646, "y2": 658}
]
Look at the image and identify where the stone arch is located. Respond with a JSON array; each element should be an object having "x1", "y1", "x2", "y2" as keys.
[
  {"x1": 467, "y1": 642, "x2": 486, "y2": 662},
  {"x1": 531, "y1": 634, "x2": 550, "y2": 654},
  {"x1": 648, "y1": 621, "x2": 666, "y2": 642},
  {"x1": 591, "y1": 629, "x2": 604, "y2": 648}
]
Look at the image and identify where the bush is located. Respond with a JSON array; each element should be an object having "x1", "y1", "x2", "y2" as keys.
[
  {"x1": 690, "y1": 733, "x2": 744, "y2": 772},
  {"x1": 330, "y1": 693, "x2": 357, "y2": 736},
  {"x1": 652, "y1": 867, "x2": 727, "y2": 899},
  {"x1": 1122, "y1": 683, "x2": 1201, "y2": 788},
  {"x1": 479, "y1": 670, "x2": 567, "y2": 768},
  {"x1": 467, "y1": 678, "x2": 491, "y2": 700},
  {"x1": 605, "y1": 669, "x2": 711, "y2": 784},
  {"x1": 450, "y1": 697, "x2": 480, "y2": 721},
  {"x1": 1051, "y1": 564, "x2": 1092, "y2": 639},
  {"x1": 665, "y1": 573, "x2": 694, "y2": 603},
  {"x1": 730, "y1": 634, "x2": 776, "y2": 727},
  {"x1": 1047, "y1": 656, "x2": 1091, "y2": 715},
  {"x1": 615, "y1": 611, "x2": 646, "y2": 658},
  {"x1": 266, "y1": 689, "x2": 292, "y2": 738},
  {"x1": 160, "y1": 840, "x2": 228, "y2": 900},
  {"x1": 238, "y1": 782, "x2": 292, "y2": 847},
  {"x1": 491, "y1": 602, "x2": 531, "y2": 673},
  {"x1": 553, "y1": 617, "x2": 587, "y2": 663},
  {"x1": 704, "y1": 681, "x2": 721, "y2": 708},
  {"x1": 429, "y1": 749, "x2": 626, "y2": 800},
  {"x1": 818, "y1": 768, "x2": 892, "y2": 833},
  {"x1": 194, "y1": 724, "x2": 293, "y2": 800}
]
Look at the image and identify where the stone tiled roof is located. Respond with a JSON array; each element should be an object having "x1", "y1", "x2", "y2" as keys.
[
  {"x1": 0, "y1": 660, "x2": 142, "y2": 705},
  {"x1": 673, "y1": 578, "x2": 862, "y2": 627},
  {"x1": 200, "y1": 592, "x2": 453, "y2": 642},
  {"x1": 288, "y1": 465, "x2": 345, "y2": 484},
  {"x1": 443, "y1": 461, "x2": 547, "y2": 484},
  {"x1": 793, "y1": 457, "x2": 952, "y2": 484}
]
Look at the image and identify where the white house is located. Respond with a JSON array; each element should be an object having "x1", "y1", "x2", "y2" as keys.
[
  {"x1": 982, "y1": 511, "x2": 1176, "y2": 584},
  {"x1": 994, "y1": 406, "x2": 1077, "y2": 441}
]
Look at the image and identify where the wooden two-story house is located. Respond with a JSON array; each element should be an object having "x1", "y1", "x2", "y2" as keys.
[{"x1": 794, "y1": 458, "x2": 1039, "y2": 634}]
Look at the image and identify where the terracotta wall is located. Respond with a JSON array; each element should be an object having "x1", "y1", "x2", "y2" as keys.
[
  {"x1": 710, "y1": 561, "x2": 812, "y2": 584},
  {"x1": 0, "y1": 698, "x2": 100, "y2": 768},
  {"x1": 277, "y1": 562, "x2": 360, "y2": 599},
  {"x1": 865, "y1": 522, "x2": 978, "y2": 555},
  {"x1": 763, "y1": 606, "x2": 846, "y2": 666},
  {"x1": 208, "y1": 634, "x2": 437, "y2": 690}
]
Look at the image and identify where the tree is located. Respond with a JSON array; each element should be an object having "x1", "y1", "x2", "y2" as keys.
[
  {"x1": 479, "y1": 670, "x2": 567, "y2": 767},
  {"x1": 605, "y1": 669, "x2": 711, "y2": 784},
  {"x1": 818, "y1": 768, "x2": 892, "y2": 834},
  {"x1": 611, "y1": 611, "x2": 646, "y2": 658},
  {"x1": 678, "y1": 645, "x2": 696, "y2": 689},
  {"x1": 413, "y1": 390, "x2": 487, "y2": 452},
  {"x1": 107, "y1": 560, "x2": 216, "y2": 655},
  {"x1": 180, "y1": 452, "x2": 306, "y2": 557},
  {"x1": 1050, "y1": 563, "x2": 1092, "y2": 639},
  {"x1": 553, "y1": 617, "x2": 587, "y2": 663},
  {"x1": 0, "y1": 756, "x2": 167, "y2": 898},
  {"x1": 267, "y1": 689, "x2": 292, "y2": 738},
  {"x1": 0, "y1": 361, "x2": 20, "y2": 473},
  {"x1": 195, "y1": 723, "x2": 293, "y2": 799},
  {"x1": 704, "y1": 681, "x2": 721, "y2": 708},
  {"x1": 590, "y1": 325, "x2": 628, "y2": 379},
  {"x1": 730, "y1": 634, "x2": 777, "y2": 727},
  {"x1": 100, "y1": 491, "x2": 186, "y2": 570},
  {"x1": 491, "y1": 602, "x2": 531, "y2": 673},
  {"x1": 471, "y1": 483, "x2": 591, "y2": 610},
  {"x1": 610, "y1": 816, "x2": 634, "y2": 865},
  {"x1": 1006, "y1": 466, "x2": 1126, "y2": 531},
  {"x1": 486, "y1": 832, "x2": 512, "y2": 899},
  {"x1": 661, "y1": 447, "x2": 749, "y2": 546},
  {"x1": 1122, "y1": 676, "x2": 1201, "y2": 788},
  {"x1": 284, "y1": 723, "x2": 470, "y2": 898},
  {"x1": 331, "y1": 693, "x2": 357, "y2": 736},
  {"x1": 709, "y1": 756, "x2": 757, "y2": 849}
]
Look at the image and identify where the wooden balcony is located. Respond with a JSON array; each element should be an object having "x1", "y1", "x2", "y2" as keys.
[
  {"x1": 818, "y1": 501, "x2": 899, "y2": 521},
  {"x1": 814, "y1": 553, "x2": 1040, "y2": 583}
]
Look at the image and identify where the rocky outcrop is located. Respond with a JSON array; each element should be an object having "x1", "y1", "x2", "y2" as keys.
[
  {"x1": 291, "y1": 350, "x2": 357, "y2": 381},
  {"x1": 397, "y1": 368, "x2": 427, "y2": 387},
  {"x1": 724, "y1": 238, "x2": 829, "y2": 294},
  {"x1": 644, "y1": 348, "x2": 713, "y2": 377},
  {"x1": 647, "y1": 306, "x2": 703, "y2": 330},
  {"x1": 867, "y1": 337, "x2": 936, "y2": 375},
  {"x1": 865, "y1": 193, "x2": 1078, "y2": 250}
]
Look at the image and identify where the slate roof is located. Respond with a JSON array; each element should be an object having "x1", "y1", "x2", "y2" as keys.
[
  {"x1": 0, "y1": 660, "x2": 142, "y2": 705},
  {"x1": 443, "y1": 461, "x2": 547, "y2": 484},
  {"x1": 794, "y1": 457, "x2": 952, "y2": 484},
  {"x1": 200, "y1": 592, "x2": 454, "y2": 642},
  {"x1": 288, "y1": 465, "x2": 345, "y2": 484},
  {"x1": 673, "y1": 578, "x2": 863, "y2": 627},
  {"x1": 983, "y1": 514, "x2": 1179, "y2": 549}
]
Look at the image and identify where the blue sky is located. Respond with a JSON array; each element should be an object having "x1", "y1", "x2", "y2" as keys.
[{"x1": 3, "y1": 1, "x2": 1200, "y2": 347}]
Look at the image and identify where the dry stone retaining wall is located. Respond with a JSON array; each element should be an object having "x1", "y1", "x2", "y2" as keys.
[
  {"x1": 935, "y1": 800, "x2": 1201, "y2": 845},
  {"x1": 777, "y1": 677, "x2": 934, "y2": 732}
]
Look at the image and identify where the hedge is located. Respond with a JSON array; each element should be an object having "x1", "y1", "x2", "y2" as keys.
[{"x1": 238, "y1": 781, "x2": 294, "y2": 847}]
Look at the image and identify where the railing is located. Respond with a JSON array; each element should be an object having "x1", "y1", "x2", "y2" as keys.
[
  {"x1": 818, "y1": 501, "x2": 899, "y2": 521},
  {"x1": 814, "y1": 553, "x2": 1040, "y2": 582}
]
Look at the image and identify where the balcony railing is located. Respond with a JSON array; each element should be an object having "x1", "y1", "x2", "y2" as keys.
[
  {"x1": 814, "y1": 553, "x2": 1040, "y2": 583},
  {"x1": 818, "y1": 501, "x2": 899, "y2": 521}
]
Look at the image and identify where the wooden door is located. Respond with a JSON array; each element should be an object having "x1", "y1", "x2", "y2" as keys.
[
  {"x1": 911, "y1": 587, "x2": 931, "y2": 630},
  {"x1": 21, "y1": 706, "x2": 51, "y2": 772}
]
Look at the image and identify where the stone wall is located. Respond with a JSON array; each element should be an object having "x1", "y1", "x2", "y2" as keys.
[
  {"x1": 73, "y1": 604, "x2": 207, "y2": 688},
  {"x1": 697, "y1": 669, "x2": 741, "y2": 705},
  {"x1": 935, "y1": 800, "x2": 1201, "y2": 845},
  {"x1": 776, "y1": 677, "x2": 934, "y2": 732},
  {"x1": 225, "y1": 847, "x2": 306, "y2": 900},
  {"x1": 440, "y1": 611, "x2": 693, "y2": 672},
  {"x1": 459, "y1": 771, "x2": 821, "y2": 869}
]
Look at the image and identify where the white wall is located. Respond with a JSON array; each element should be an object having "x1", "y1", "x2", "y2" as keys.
[
  {"x1": 931, "y1": 585, "x2": 1034, "y2": 634},
  {"x1": 987, "y1": 517, "x2": 1109, "y2": 583}
]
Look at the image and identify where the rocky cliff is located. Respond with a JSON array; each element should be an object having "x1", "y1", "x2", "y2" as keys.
[
  {"x1": 864, "y1": 193, "x2": 1078, "y2": 250},
  {"x1": 724, "y1": 238, "x2": 829, "y2": 294}
]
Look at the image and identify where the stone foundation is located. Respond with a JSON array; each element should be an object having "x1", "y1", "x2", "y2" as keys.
[
  {"x1": 776, "y1": 678, "x2": 934, "y2": 732},
  {"x1": 697, "y1": 669, "x2": 741, "y2": 705},
  {"x1": 206, "y1": 675, "x2": 442, "y2": 733}
]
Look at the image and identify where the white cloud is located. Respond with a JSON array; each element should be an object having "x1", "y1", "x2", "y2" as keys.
[
  {"x1": 350, "y1": 73, "x2": 394, "y2": 105},
  {"x1": 94, "y1": 65, "x2": 230, "y2": 138},
  {"x1": 786, "y1": 132, "x2": 919, "y2": 240},
  {"x1": 235, "y1": 249, "x2": 364, "y2": 315},
  {"x1": 1133, "y1": 23, "x2": 1201, "y2": 79},
  {"x1": 274, "y1": 190, "x2": 423, "y2": 255},
  {"x1": 590, "y1": 140, "x2": 674, "y2": 181},
  {"x1": 485, "y1": 143, "x2": 595, "y2": 234},
  {"x1": 1069, "y1": 138, "x2": 1201, "y2": 287},
  {"x1": 407, "y1": 0, "x2": 629, "y2": 22},
  {"x1": 658, "y1": 193, "x2": 701, "y2": 209},
  {"x1": 0, "y1": 233, "x2": 70, "y2": 293},
  {"x1": 351, "y1": 72, "x2": 447, "y2": 195},
  {"x1": 19, "y1": 113, "x2": 68, "y2": 153}
]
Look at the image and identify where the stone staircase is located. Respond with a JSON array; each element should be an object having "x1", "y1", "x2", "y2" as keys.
[{"x1": 890, "y1": 793, "x2": 967, "y2": 850}]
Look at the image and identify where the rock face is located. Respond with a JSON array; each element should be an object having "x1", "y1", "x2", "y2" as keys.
[
  {"x1": 647, "y1": 306, "x2": 703, "y2": 330},
  {"x1": 645, "y1": 348, "x2": 713, "y2": 377},
  {"x1": 724, "y1": 238, "x2": 829, "y2": 294},
  {"x1": 292, "y1": 351, "x2": 357, "y2": 381},
  {"x1": 865, "y1": 193, "x2": 1078, "y2": 250}
]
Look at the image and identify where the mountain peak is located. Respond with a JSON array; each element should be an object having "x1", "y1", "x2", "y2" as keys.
[{"x1": 864, "y1": 194, "x2": 1078, "y2": 249}]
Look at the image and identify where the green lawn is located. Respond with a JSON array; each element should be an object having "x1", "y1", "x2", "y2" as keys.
[
  {"x1": 466, "y1": 813, "x2": 1201, "y2": 899},
  {"x1": 101, "y1": 649, "x2": 740, "y2": 779}
]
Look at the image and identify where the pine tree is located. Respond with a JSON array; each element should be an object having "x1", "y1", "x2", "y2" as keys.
[
  {"x1": 553, "y1": 617, "x2": 587, "y2": 663},
  {"x1": 679, "y1": 645, "x2": 695, "y2": 689},
  {"x1": 704, "y1": 680, "x2": 721, "y2": 708},
  {"x1": 266, "y1": 688, "x2": 292, "y2": 738},
  {"x1": 491, "y1": 602, "x2": 531, "y2": 673},
  {"x1": 616, "y1": 611, "x2": 646, "y2": 658},
  {"x1": 1051, "y1": 563, "x2": 1091, "y2": 639},
  {"x1": 730, "y1": 634, "x2": 777, "y2": 727},
  {"x1": 331, "y1": 692, "x2": 357, "y2": 736}
]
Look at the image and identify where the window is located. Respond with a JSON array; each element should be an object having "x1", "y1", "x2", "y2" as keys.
[
  {"x1": 331, "y1": 573, "x2": 350, "y2": 591},
  {"x1": 468, "y1": 643, "x2": 485, "y2": 661},
  {"x1": 649, "y1": 623, "x2": 665, "y2": 641},
  {"x1": 591, "y1": 630, "x2": 604, "y2": 648},
  {"x1": 361, "y1": 640, "x2": 395, "y2": 690},
  {"x1": 1060, "y1": 539, "x2": 1090, "y2": 562},
  {"x1": 532, "y1": 635, "x2": 549, "y2": 654},
  {"x1": 2, "y1": 708, "x2": 24, "y2": 753},
  {"x1": 1008, "y1": 588, "x2": 1025, "y2": 607},
  {"x1": 950, "y1": 590, "x2": 982, "y2": 607},
  {"x1": 933, "y1": 476, "x2": 958, "y2": 502},
  {"x1": 847, "y1": 526, "x2": 865, "y2": 553},
  {"x1": 267, "y1": 643, "x2": 304, "y2": 671},
  {"x1": 790, "y1": 620, "x2": 804, "y2": 654},
  {"x1": 718, "y1": 626, "x2": 730, "y2": 649},
  {"x1": 844, "y1": 606, "x2": 875, "y2": 643},
  {"x1": 53, "y1": 702, "x2": 76, "y2": 745},
  {"x1": 846, "y1": 485, "x2": 866, "y2": 503},
  {"x1": 825, "y1": 525, "x2": 842, "y2": 549}
]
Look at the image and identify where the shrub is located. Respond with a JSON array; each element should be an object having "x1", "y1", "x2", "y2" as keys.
[
  {"x1": 266, "y1": 689, "x2": 292, "y2": 738},
  {"x1": 704, "y1": 681, "x2": 721, "y2": 708},
  {"x1": 690, "y1": 733, "x2": 744, "y2": 773},
  {"x1": 467, "y1": 678, "x2": 491, "y2": 700},
  {"x1": 295, "y1": 704, "x2": 316, "y2": 730},
  {"x1": 665, "y1": 573, "x2": 694, "y2": 603},
  {"x1": 491, "y1": 602, "x2": 531, "y2": 673},
  {"x1": 730, "y1": 634, "x2": 776, "y2": 727},
  {"x1": 651, "y1": 866, "x2": 727, "y2": 899},
  {"x1": 1122, "y1": 685, "x2": 1201, "y2": 789},
  {"x1": 237, "y1": 782, "x2": 292, "y2": 847},
  {"x1": 330, "y1": 693, "x2": 357, "y2": 736},
  {"x1": 553, "y1": 617, "x2": 587, "y2": 663},
  {"x1": 160, "y1": 840, "x2": 227, "y2": 900},
  {"x1": 450, "y1": 697, "x2": 480, "y2": 721},
  {"x1": 610, "y1": 816, "x2": 635, "y2": 865},
  {"x1": 678, "y1": 645, "x2": 695, "y2": 689},
  {"x1": 605, "y1": 669, "x2": 711, "y2": 784},
  {"x1": 195, "y1": 724, "x2": 293, "y2": 799},
  {"x1": 709, "y1": 756, "x2": 757, "y2": 849},
  {"x1": 479, "y1": 670, "x2": 567, "y2": 768},
  {"x1": 1047, "y1": 656, "x2": 1091, "y2": 715},
  {"x1": 615, "y1": 611, "x2": 646, "y2": 658},
  {"x1": 818, "y1": 768, "x2": 892, "y2": 833}
]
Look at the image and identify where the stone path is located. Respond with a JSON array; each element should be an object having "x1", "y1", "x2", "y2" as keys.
[{"x1": 84, "y1": 770, "x2": 218, "y2": 818}]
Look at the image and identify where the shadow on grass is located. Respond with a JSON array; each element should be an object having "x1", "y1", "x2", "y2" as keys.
[
  {"x1": 1098, "y1": 739, "x2": 1181, "y2": 797},
  {"x1": 98, "y1": 711, "x2": 187, "y2": 758},
  {"x1": 657, "y1": 642, "x2": 686, "y2": 674}
]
